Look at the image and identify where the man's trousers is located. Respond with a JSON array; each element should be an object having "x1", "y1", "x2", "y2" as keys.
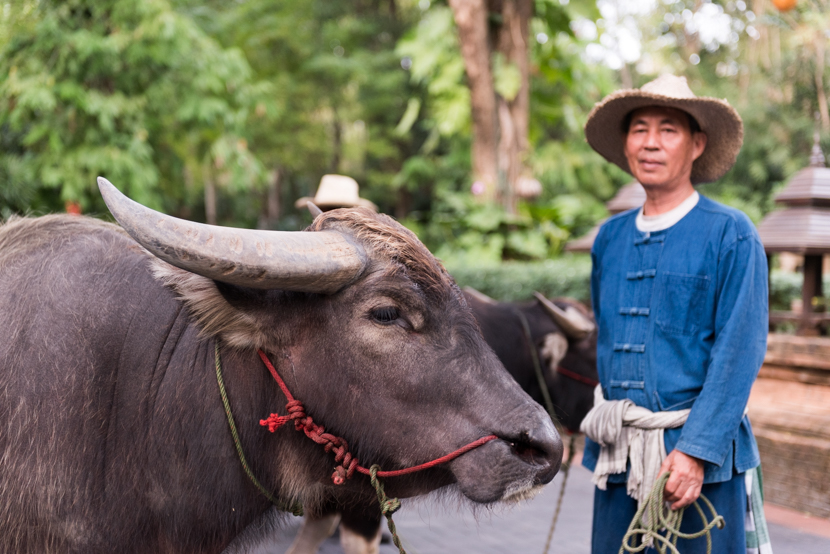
[{"x1": 591, "y1": 472, "x2": 747, "y2": 554}]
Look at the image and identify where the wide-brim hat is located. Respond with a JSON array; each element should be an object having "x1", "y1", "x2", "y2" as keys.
[
  {"x1": 294, "y1": 174, "x2": 377, "y2": 211},
  {"x1": 584, "y1": 74, "x2": 743, "y2": 184}
]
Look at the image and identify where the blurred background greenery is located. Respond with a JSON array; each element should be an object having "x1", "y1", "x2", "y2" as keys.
[{"x1": 1, "y1": 0, "x2": 827, "y2": 303}]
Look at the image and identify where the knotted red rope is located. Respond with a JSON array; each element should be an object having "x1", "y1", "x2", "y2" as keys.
[{"x1": 257, "y1": 349, "x2": 498, "y2": 485}]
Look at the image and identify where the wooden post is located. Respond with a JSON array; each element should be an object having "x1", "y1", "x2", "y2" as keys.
[
  {"x1": 800, "y1": 254, "x2": 824, "y2": 336},
  {"x1": 768, "y1": 252, "x2": 774, "y2": 332}
]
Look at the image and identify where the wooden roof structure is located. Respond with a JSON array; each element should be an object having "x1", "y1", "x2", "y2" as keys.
[
  {"x1": 758, "y1": 208, "x2": 830, "y2": 254},
  {"x1": 564, "y1": 221, "x2": 603, "y2": 253},
  {"x1": 773, "y1": 167, "x2": 830, "y2": 207},
  {"x1": 605, "y1": 181, "x2": 646, "y2": 214},
  {"x1": 757, "y1": 137, "x2": 830, "y2": 255},
  {"x1": 565, "y1": 181, "x2": 645, "y2": 253},
  {"x1": 758, "y1": 134, "x2": 830, "y2": 336}
]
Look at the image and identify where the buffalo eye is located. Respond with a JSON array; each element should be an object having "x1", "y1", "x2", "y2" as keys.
[{"x1": 370, "y1": 306, "x2": 400, "y2": 325}]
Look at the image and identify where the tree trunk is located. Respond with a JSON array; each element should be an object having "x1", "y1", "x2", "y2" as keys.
[
  {"x1": 771, "y1": 25, "x2": 781, "y2": 68},
  {"x1": 495, "y1": 0, "x2": 532, "y2": 213},
  {"x1": 816, "y1": 31, "x2": 830, "y2": 133},
  {"x1": 259, "y1": 168, "x2": 282, "y2": 229},
  {"x1": 180, "y1": 164, "x2": 194, "y2": 220},
  {"x1": 448, "y1": 0, "x2": 499, "y2": 202},
  {"x1": 395, "y1": 187, "x2": 411, "y2": 220},
  {"x1": 205, "y1": 173, "x2": 217, "y2": 225},
  {"x1": 331, "y1": 106, "x2": 342, "y2": 173}
]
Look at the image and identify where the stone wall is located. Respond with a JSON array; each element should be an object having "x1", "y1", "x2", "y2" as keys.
[{"x1": 748, "y1": 334, "x2": 830, "y2": 517}]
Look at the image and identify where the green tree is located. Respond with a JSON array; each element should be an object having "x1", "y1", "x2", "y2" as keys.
[
  {"x1": 175, "y1": 0, "x2": 429, "y2": 228},
  {"x1": 396, "y1": 1, "x2": 624, "y2": 262},
  {"x1": 0, "y1": 0, "x2": 266, "y2": 221}
]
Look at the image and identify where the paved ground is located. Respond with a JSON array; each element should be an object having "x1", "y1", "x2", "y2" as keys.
[{"x1": 237, "y1": 463, "x2": 830, "y2": 554}]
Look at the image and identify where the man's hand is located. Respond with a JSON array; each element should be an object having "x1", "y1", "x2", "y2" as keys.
[{"x1": 659, "y1": 450, "x2": 704, "y2": 510}]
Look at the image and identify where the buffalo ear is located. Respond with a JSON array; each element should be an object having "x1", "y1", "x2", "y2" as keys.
[
  {"x1": 149, "y1": 258, "x2": 272, "y2": 350},
  {"x1": 213, "y1": 280, "x2": 271, "y2": 311},
  {"x1": 540, "y1": 333, "x2": 568, "y2": 377}
]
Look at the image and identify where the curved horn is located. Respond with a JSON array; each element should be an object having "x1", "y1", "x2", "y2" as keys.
[
  {"x1": 306, "y1": 201, "x2": 324, "y2": 219},
  {"x1": 462, "y1": 286, "x2": 497, "y2": 305},
  {"x1": 98, "y1": 177, "x2": 367, "y2": 294},
  {"x1": 533, "y1": 291, "x2": 596, "y2": 340}
]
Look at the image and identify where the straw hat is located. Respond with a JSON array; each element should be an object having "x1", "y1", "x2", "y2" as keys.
[
  {"x1": 584, "y1": 74, "x2": 743, "y2": 184},
  {"x1": 294, "y1": 174, "x2": 377, "y2": 211}
]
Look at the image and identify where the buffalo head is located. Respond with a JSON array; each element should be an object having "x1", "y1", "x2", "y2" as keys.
[
  {"x1": 534, "y1": 293, "x2": 599, "y2": 431},
  {"x1": 97, "y1": 178, "x2": 562, "y2": 506},
  {"x1": 463, "y1": 288, "x2": 598, "y2": 433}
]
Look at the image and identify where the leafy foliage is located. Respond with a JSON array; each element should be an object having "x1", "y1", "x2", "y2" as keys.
[
  {"x1": 2, "y1": 0, "x2": 827, "y2": 280},
  {"x1": 447, "y1": 262, "x2": 830, "y2": 311},
  {"x1": 769, "y1": 269, "x2": 804, "y2": 312},
  {"x1": 446, "y1": 255, "x2": 593, "y2": 303},
  {"x1": 171, "y1": 0, "x2": 445, "y2": 229},
  {"x1": 394, "y1": 1, "x2": 626, "y2": 262},
  {"x1": 409, "y1": 186, "x2": 607, "y2": 264},
  {"x1": 0, "y1": 0, "x2": 266, "y2": 220}
]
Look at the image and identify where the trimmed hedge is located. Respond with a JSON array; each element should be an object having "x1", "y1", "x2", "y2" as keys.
[
  {"x1": 447, "y1": 260, "x2": 810, "y2": 312},
  {"x1": 445, "y1": 255, "x2": 592, "y2": 304}
]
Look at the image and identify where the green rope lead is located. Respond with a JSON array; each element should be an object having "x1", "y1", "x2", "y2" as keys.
[
  {"x1": 541, "y1": 434, "x2": 576, "y2": 554},
  {"x1": 620, "y1": 472, "x2": 725, "y2": 554},
  {"x1": 514, "y1": 309, "x2": 557, "y2": 422},
  {"x1": 515, "y1": 308, "x2": 575, "y2": 554},
  {"x1": 214, "y1": 342, "x2": 303, "y2": 516},
  {"x1": 369, "y1": 464, "x2": 406, "y2": 554}
]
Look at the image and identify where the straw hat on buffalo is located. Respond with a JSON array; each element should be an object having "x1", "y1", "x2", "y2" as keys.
[
  {"x1": 295, "y1": 174, "x2": 377, "y2": 211},
  {"x1": 584, "y1": 74, "x2": 743, "y2": 184}
]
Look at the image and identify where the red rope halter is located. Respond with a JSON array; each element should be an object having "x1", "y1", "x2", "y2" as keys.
[
  {"x1": 556, "y1": 365, "x2": 599, "y2": 388},
  {"x1": 257, "y1": 350, "x2": 498, "y2": 485}
]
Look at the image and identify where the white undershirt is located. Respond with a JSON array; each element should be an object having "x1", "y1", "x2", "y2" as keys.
[{"x1": 635, "y1": 191, "x2": 699, "y2": 233}]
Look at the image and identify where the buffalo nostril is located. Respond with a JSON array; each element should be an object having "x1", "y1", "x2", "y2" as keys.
[
  {"x1": 510, "y1": 439, "x2": 546, "y2": 465},
  {"x1": 508, "y1": 427, "x2": 563, "y2": 471},
  {"x1": 510, "y1": 430, "x2": 543, "y2": 465}
]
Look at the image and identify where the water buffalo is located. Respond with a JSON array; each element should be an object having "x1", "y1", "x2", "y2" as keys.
[
  {"x1": 0, "y1": 178, "x2": 562, "y2": 554},
  {"x1": 462, "y1": 287, "x2": 598, "y2": 433},
  {"x1": 272, "y1": 288, "x2": 598, "y2": 554}
]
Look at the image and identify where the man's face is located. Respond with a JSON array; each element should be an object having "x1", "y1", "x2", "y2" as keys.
[{"x1": 623, "y1": 106, "x2": 707, "y2": 189}]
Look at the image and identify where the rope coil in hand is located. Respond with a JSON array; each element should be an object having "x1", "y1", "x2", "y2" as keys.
[{"x1": 620, "y1": 472, "x2": 725, "y2": 554}]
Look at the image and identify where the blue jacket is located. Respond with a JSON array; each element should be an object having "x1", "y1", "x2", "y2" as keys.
[{"x1": 582, "y1": 195, "x2": 768, "y2": 484}]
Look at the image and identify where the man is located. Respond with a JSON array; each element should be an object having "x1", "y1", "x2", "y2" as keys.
[
  {"x1": 294, "y1": 174, "x2": 378, "y2": 213},
  {"x1": 580, "y1": 74, "x2": 769, "y2": 553}
]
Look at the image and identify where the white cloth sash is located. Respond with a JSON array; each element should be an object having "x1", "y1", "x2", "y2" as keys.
[{"x1": 580, "y1": 386, "x2": 690, "y2": 507}]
